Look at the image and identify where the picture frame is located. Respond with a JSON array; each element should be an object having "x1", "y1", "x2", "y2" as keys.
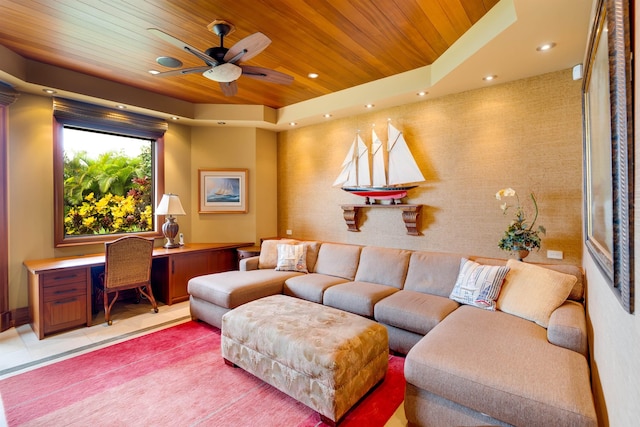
[
  {"x1": 582, "y1": 0, "x2": 634, "y2": 313},
  {"x1": 198, "y1": 169, "x2": 248, "y2": 214}
]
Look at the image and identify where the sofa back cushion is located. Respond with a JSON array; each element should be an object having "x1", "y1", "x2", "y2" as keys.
[
  {"x1": 259, "y1": 239, "x2": 321, "y2": 271},
  {"x1": 404, "y1": 251, "x2": 468, "y2": 297},
  {"x1": 354, "y1": 246, "x2": 412, "y2": 288},
  {"x1": 471, "y1": 257, "x2": 584, "y2": 301},
  {"x1": 313, "y1": 243, "x2": 362, "y2": 279}
]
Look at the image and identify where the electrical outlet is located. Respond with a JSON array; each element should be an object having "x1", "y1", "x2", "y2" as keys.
[
  {"x1": 547, "y1": 250, "x2": 563, "y2": 260},
  {"x1": 286, "y1": 229, "x2": 293, "y2": 235}
]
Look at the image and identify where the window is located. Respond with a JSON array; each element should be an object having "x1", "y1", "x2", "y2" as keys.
[{"x1": 53, "y1": 99, "x2": 166, "y2": 247}]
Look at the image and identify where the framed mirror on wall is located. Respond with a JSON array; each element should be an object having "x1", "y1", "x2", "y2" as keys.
[{"x1": 582, "y1": 0, "x2": 634, "y2": 313}]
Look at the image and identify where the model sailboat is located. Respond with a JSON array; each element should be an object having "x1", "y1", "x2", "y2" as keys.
[{"x1": 333, "y1": 123, "x2": 425, "y2": 203}]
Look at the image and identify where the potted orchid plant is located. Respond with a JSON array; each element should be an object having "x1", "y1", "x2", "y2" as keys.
[{"x1": 495, "y1": 188, "x2": 546, "y2": 259}]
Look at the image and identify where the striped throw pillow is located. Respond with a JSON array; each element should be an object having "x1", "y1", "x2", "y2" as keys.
[{"x1": 449, "y1": 258, "x2": 510, "y2": 310}]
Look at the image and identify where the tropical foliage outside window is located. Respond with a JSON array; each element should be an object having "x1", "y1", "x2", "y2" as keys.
[{"x1": 62, "y1": 127, "x2": 155, "y2": 237}]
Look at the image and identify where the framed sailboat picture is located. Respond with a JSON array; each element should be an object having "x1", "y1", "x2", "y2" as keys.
[{"x1": 198, "y1": 169, "x2": 248, "y2": 213}]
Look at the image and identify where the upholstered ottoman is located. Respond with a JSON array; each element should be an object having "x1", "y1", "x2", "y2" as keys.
[{"x1": 221, "y1": 294, "x2": 389, "y2": 426}]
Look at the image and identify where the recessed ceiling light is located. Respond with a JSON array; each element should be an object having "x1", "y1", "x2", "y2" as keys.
[
  {"x1": 42, "y1": 89, "x2": 57, "y2": 94},
  {"x1": 483, "y1": 75, "x2": 497, "y2": 82},
  {"x1": 116, "y1": 104, "x2": 127, "y2": 109},
  {"x1": 290, "y1": 122, "x2": 297, "y2": 126},
  {"x1": 323, "y1": 113, "x2": 332, "y2": 118},
  {"x1": 365, "y1": 104, "x2": 375, "y2": 108},
  {"x1": 148, "y1": 70, "x2": 161, "y2": 75},
  {"x1": 536, "y1": 42, "x2": 556, "y2": 52},
  {"x1": 171, "y1": 116, "x2": 179, "y2": 121},
  {"x1": 308, "y1": 73, "x2": 319, "y2": 79},
  {"x1": 417, "y1": 91, "x2": 428, "y2": 96}
]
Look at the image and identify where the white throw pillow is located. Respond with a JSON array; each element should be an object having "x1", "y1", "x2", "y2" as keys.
[
  {"x1": 449, "y1": 258, "x2": 510, "y2": 310},
  {"x1": 496, "y1": 259, "x2": 577, "y2": 328},
  {"x1": 275, "y1": 243, "x2": 308, "y2": 273}
]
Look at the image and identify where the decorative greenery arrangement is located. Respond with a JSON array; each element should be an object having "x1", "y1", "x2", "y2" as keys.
[
  {"x1": 495, "y1": 188, "x2": 546, "y2": 253},
  {"x1": 63, "y1": 149, "x2": 153, "y2": 236}
]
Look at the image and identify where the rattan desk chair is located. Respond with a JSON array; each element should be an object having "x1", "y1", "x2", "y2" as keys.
[{"x1": 101, "y1": 236, "x2": 158, "y2": 325}]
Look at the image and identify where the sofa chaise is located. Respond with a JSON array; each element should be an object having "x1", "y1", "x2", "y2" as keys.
[{"x1": 187, "y1": 239, "x2": 597, "y2": 426}]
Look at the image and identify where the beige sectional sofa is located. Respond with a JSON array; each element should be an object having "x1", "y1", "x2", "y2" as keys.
[{"x1": 187, "y1": 239, "x2": 597, "y2": 426}]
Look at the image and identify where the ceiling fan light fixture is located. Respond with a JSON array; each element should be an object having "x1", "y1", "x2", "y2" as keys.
[{"x1": 203, "y1": 63, "x2": 242, "y2": 82}]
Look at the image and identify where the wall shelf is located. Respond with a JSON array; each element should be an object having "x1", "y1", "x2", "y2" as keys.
[{"x1": 340, "y1": 204, "x2": 422, "y2": 235}]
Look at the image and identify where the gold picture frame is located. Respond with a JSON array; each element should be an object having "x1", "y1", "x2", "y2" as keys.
[{"x1": 198, "y1": 169, "x2": 248, "y2": 214}]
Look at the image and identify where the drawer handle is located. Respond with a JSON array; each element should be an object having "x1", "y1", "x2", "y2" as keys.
[
  {"x1": 53, "y1": 274, "x2": 80, "y2": 281},
  {"x1": 54, "y1": 288, "x2": 78, "y2": 295},
  {"x1": 54, "y1": 297, "x2": 77, "y2": 305}
]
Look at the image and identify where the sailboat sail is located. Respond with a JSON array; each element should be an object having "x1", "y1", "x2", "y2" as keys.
[
  {"x1": 371, "y1": 129, "x2": 386, "y2": 187},
  {"x1": 387, "y1": 123, "x2": 425, "y2": 185},
  {"x1": 332, "y1": 134, "x2": 370, "y2": 187}
]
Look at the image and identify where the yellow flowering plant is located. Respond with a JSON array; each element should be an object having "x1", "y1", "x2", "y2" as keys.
[
  {"x1": 495, "y1": 188, "x2": 546, "y2": 252},
  {"x1": 64, "y1": 177, "x2": 153, "y2": 235}
]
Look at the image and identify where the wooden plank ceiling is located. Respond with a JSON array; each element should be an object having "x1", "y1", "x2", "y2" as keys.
[{"x1": 0, "y1": 0, "x2": 499, "y2": 109}]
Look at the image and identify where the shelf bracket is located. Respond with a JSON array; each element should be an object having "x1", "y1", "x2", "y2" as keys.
[{"x1": 340, "y1": 204, "x2": 422, "y2": 235}]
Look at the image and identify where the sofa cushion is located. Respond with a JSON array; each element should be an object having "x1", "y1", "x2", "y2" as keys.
[
  {"x1": 275, "y1": 243, "x2": 308, "y2": 273},
  {"x1": 259, "y1": 239, "x2": 298, "y2": 269},
  {"x1": 323, "y1": 281, "x2": 399, "y2": 317},
  {"x1": 449, "y1": 258, "x2": 510, "y2": 310},
  {"x1": 187, "y1": 269, "x2": 301, "y2": 309},
  {"x1": 283, "y1": 273, "x2": 348, "y2": 303},
  {"x1": 496, "y1": 259, "x2": 576, "y2": 328},
  {"x1": 405, "y1": 306, "x2": 597, "y2": 427},
  {"x1": 547, "y1": 300, "x2": 588, "y2": 357},
  {"x1": 374, "y1": 290, "x2": 459, "y2": 335},
  {"x1": 313, "y1": 243, "x2": 362, "y2": 279},
  {"x1": 354, "y1": 246, "x2": 411, "y2": 289},
  {"x1": 404, "y1": 251, "x2": 467, "y2": 297}
]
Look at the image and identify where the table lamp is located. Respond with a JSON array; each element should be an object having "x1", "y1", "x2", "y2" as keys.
[{"x1": 156, "y1": 193, "x2": 186, "y2": 248}]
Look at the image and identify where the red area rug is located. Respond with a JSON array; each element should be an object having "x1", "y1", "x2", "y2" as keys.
[{"x1": 0, "y1": 321, "x2": 405, "y2": 426}]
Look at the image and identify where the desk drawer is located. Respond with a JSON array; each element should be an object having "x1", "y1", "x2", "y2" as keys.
[
  {"x1": 43, "y1": 268, "x2": 87, "y2": 287},
  {"x1": 43, "y1": 296, "x2": 87, "y2": 334},
  {"x1": 44, "y1": 282, "x2": 86, "y2": 302}
]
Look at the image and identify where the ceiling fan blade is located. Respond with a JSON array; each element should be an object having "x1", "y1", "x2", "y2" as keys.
[
  {"x1": 219, "y1": 80, "x2": 238, "y2": 96},
  {"x1": 147, "y1": 28, "x2": 217, "y2": 66},
  {"x1": 224, "y1": 32, "x2": 271, "y2": 63},
  {"x1": 241, "y1": 66, "x2": 294, "y2": 85},
  {"x1": 153, "y1": 66, "x2": 211, "y2": 77}
]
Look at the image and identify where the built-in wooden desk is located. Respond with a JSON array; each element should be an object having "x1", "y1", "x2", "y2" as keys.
[{"x1": 24, "y1": 242, "x2": 250, "y2": 339}]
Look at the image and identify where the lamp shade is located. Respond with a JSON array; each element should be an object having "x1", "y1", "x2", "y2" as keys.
[{"x1": 156, "y1": 194, "x2": 186, "y2": 216}]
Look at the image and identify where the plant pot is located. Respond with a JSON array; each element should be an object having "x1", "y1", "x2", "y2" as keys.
[{"x1": 515, "y1": 249, "x2": 529, "y2": 261}]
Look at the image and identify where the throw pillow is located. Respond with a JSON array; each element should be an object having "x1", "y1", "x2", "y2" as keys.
[
  {"x1": 449, "y1": 258, "x2": 510, "y2": 310},
  {"x1": 275, "y1": 243, "x2": 308, "y2": 273},
  {"x1": 496, "y1": 259, "x2": 577, "y2": 328}
]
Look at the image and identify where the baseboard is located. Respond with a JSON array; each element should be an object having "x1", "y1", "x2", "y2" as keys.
[{"x1": 11, "y1": 306, "x2": 29, "y2": 327}]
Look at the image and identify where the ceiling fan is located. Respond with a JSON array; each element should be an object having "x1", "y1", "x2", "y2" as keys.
[{"x1": 148, "y1": 20, "x2": 293, "y2": 96}]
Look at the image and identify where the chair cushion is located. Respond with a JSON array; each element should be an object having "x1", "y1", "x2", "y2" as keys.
[{"x1": 374, "y1": 290, "x2": 459, "y2": 335}]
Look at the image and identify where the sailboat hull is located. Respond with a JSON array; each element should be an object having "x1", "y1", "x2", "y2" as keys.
[{"x1": 342, "y1": 185, "x2": 417, "y2": 200}]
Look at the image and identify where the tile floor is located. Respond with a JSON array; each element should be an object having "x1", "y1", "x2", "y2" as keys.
[{"x1": 0, "y1": 300, "x2": 407, "y2": 426}]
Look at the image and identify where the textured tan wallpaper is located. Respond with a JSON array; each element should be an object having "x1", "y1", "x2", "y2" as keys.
[{"x1": 278, "y1": 69, "x2": 583, "y2": 265}]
